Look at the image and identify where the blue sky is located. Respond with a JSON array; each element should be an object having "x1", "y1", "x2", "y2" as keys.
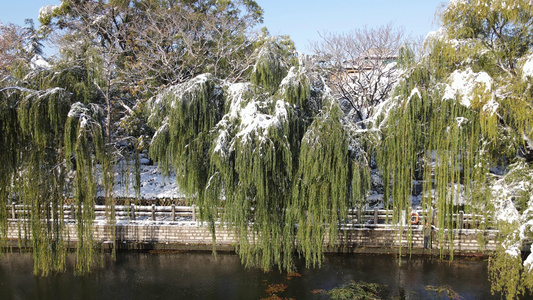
[
  {"x1": 0, "y1": 0, "x2": 61, "y2": 25},
  {"x1": 258, "y1": 0, "x2": 447, "y2": 52},
  {"x1": 1, "y1": 0, "x2": 447, "y2": 54}
]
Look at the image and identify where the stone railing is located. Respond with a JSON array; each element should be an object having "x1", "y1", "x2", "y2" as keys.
[
  {"x1": 4, "y1": 203, "x2": 500, "y2": 255},
  {"x1": 7, "y1": 203, "x2": 493, "y2": 229}
]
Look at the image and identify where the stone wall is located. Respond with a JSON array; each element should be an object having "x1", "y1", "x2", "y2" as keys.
[
  {"x1": 4, "y1": 221, "x2": 499, "y2": 255},
  {"x1": 335, "y1": 226, "x2": 498, "y2": 254}
]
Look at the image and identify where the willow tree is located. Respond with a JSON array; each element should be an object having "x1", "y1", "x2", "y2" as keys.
[
  {"x1": 0, "y1": 36, "x2": 113, "y2": 273},
  {"x1": 376, "y1": 67, "x2": 492, "y2": 256},
  {"x1": 286, "y1": 99, "x2": 371, "y2": 269},
  {"x1": 0, "y1": 84, "x2": 71, "y2": 275},
  {"x1": 0, "y1": 91, "x2": 17, "y2": 251},
  {"x1": 0, "y1": 20, "x2": 86, "y2": 275},
  {"x1": 367, "y1": 0, "x2": 533, "y2": 298},
  {"x1": 64, "y1": 101, "x2": 113, "y2": 273},
  {"x1": 148, "y1": 39, "x2": 295, "y2": 270},
  {"x1": 147, "y1": 38, "x2": 366, "y2": 271},
  {"x1": 442, "y1": 1, "x2": 533, "y2": 298}
]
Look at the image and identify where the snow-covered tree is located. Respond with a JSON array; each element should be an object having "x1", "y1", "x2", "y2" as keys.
[
  {"x1": 0, "y1": 0, "x2": 268, "y2": 276},
  {"x1": 371, "y1": 1, "x2": 533, "y2": 298},
  {"x1": 146, "y1": 38, "x2": 370, "y2": 271},
  {"x1": 40, "y1": 0, "x2": 264, "y2": 95},
  {"x1": 123, "y1": 0, "x2": 264, "y2": 91}
]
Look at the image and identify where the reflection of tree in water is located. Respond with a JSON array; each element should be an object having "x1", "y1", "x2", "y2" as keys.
[{"x1": 425, "y1": 285, "x2": 463, "y2": 300}]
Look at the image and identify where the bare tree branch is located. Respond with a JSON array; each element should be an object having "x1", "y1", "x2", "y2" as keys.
[{"x1": 311, "y1": 23, "x2": 406, "y2": 126}]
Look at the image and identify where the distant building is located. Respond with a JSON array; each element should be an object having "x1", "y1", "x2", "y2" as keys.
[{"x1": 342, "y1": 48, "x2": 397, "y2": 75}]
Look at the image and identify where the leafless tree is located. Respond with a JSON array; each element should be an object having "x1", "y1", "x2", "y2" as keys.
[
  {"x1": 0, "y1": 23, "x2": 26, "y2": 80},
  {"x1": 311, "y1": 23, "x2": 406, "y2": 125},
  {"x1": 0, "y1": 22, "x2": 43, "y2": 82}
]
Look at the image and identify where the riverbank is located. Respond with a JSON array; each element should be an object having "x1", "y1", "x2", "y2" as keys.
[{"x1": 4, "y1": 220, "x2": 506, "y2": 257}]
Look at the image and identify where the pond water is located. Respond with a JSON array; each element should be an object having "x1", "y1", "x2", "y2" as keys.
[{"x1": 0, "y1": 251, "x2": 519, "y2": 299}]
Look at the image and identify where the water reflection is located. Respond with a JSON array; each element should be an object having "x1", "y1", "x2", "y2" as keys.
[{"x1": 0, "y1": 252, "x2": 503, "y2": 299}]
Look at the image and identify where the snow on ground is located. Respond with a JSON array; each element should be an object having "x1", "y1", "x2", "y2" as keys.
[
  {"x1": 89, "y1": 156, "x2": 195, "y2": 226},
  {"x1": 119, "y1": 165, "x2": 183, "y2": 199},
  {"x1": 96, "y1": 157, "x2": 185, "y2": 200}
]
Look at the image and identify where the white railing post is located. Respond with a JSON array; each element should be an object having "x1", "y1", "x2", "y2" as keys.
[
  {"x1": 70, "y1": 204, "x2": 75, "y2": 221},
  {"x1": 130, "y1": 203, "x2": 136, "y2": 220},
  {"x1": 11, "y1": 201, "x2": 16, "y2": 219},
  {"x1": 171, "y1": 204, "x2": 176, "y2": 221}
]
